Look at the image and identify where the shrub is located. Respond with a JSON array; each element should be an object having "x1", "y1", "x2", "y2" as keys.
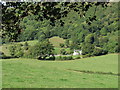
[
  {"x1": 24, "y1": 46, "x2": 29, "y2": 50},
  {"x1": 55, "y1": 56, "x2": 73, "y2": 60},
  {"x1": 55, "y1": 56, "x2": 62, "y2": 60},
  {"x1": 23, "y1": 50, "x2": 34, "y2": 58},
  {"x1": 60, "y1": 49, "x2": 67, "y2": 55},
  {"x1": 66, "y1": 56, "x2": 73, "y2": 60},
  {"x1": 85, "y1": 34, "x2": 94, "y2": 44},
  {"x1": 60, "y1": 43, "x2": 65, "y2": 48},
  {"x1": 81, "y1": 43, "x2": 95, "y2": 55},
  {"x1": 65, "y1": 40, "x2": 70, "y2": 48},
  {"x1": 24, "y1": 42, "x2": 29, "y2": 46},
  {"x1": 24, "y1": 42, "x2": 29, "y2": 50},
  {"x1": 24, "y1": 40, "x2": 54, "y2": 60},
  {"x1": 74, "y1": 56, "x2": 81, "y2": 59},
  {"x1": 9, "y1": 45, "x2": 16, "y2": 56},
  {"x1": 93, "y1": 47, "x2": 108, "y2": 56},
  {"x1": 0, "y1": 51, "x2": 6, "y2": 59},
  {"x1": 15, "y1": 51, "x2": 24, "y2": 58},
  {"x1": 82, "y1": 54, "x2": 91, "y2": 58},
  {"x1": 9, "y1": 44, "x2": 24, "y2": 58},
  {"x1": 62, "y1": 56, "x2": 67, "y2": 60}
]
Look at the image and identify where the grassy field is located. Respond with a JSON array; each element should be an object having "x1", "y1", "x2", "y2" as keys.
[
  {"x1": 54, "y1": 47, "x2": 70, "y2": 54},
  {"x1": 1, "y1": 54, "x2": 118, "y2": 88},
  {"x1": 49, "y1": 36, "x2": 65, "y2": 48},
  {"x1": 0, "y1": 36, "x2": 69, "y2": 55}
]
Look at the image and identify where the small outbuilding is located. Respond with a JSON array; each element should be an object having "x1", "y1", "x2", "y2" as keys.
[{"x1": 73, "y1": 50, "x2": 82, "y2": 56}]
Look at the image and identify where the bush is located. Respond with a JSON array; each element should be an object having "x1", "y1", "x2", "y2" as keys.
[
  {"x1": 24, "y1": 42, "x2": 29, "y2": 46},
  {"x1": 23, "y1": 50, "x2": 34, "y2": 58},
  {"x1": 81, "y1": 43, "x2": 95, "y2": 55},
  {"x1": 24, "y1": 42, "x2": 29, "y2": 50},
  {"x1": 60, "y1": 49, "x2": 67, "y2": 55},
  {"x1": 60, "y1": 43, "x2": 65, "y2": 48},
  {"x1": 0, "y1": 51, "x2": 6, "y2": 59},
  {"x1": 85, "y1": 34, "x2": 94, "y2": 44},
  {"x1": 9, "y1": 45, "x2": 16, "y2": 56},
  {"x1": 55, "y1": 56, "x2": 62, "y2": 60},
  {"x1": 15, "y1": 51, "x2": 24, "y2": 58},
  {"x1": 93, "y1": 47, "x2": 108, "y2": 56},
  {"x1": 74, "y1": 56, "x2": 81, "y2": 59},
  {"x1": 9, "y1": 44, "x2": 24, "y2": 58},
  {"x1": 82, "y1": 54, "x2": 91, "y2": 58},
  {"x1": 24, "y1": 40, "x2": 54, "y2": 60},
  {"x1": 66, "y1": 56, "x2": 73, "y2": 60},
  {"x1": 55, "y1": 56, "x2": 73, "y2": 60}
]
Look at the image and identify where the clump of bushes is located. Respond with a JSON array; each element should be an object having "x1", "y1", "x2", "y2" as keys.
[
  {"x1": 55, "y1": 56, "x2": 73, "y2": 60},
  {"x1": 74, "y1": 56, "x2": 81, "y2": 59},
  {"x1": 9, "y1": 44, "x2": 24, "y2": 58},
  {"x1": 59, "y1": 43, "x2": 65, "y2": 48},
  {"x1": 93, "y1": 47, "x2": 108, "y2": 56},
  {"x1": 0, "y1": 51, "x2": 6, "y2": 59},
  {"x1": 82, "y1": 54, "x2": 91, "y2": 58},
  {"x1": 60, "y1": 49, "x2": 67, "y2": 55},
  {"x1": 24, "y1": 42, "x2": 29, "y2": 50}
]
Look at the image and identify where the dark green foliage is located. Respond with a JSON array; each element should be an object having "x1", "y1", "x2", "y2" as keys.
[
  {"x1": 82, "y1": 54, "x2": 91, "y2": 58},
  {"x1": 114, "y1": 46, "x2": 120, "y2": 53},
  {"x1": 55, "y1": 56, "x2": 73, "y2": 60},
  {"x1": 55, "y1": 56, "x2": 62, "y2": 60},
  {"x1": 99, "y1": 36, "x2": 109, "y2": 47},
  {"x1": 59, "y1": 43, "x2": 65, "y2": 48},
  {"x1": 81, "y1": 43, "x2": 95, "y2": 55},
  {"x1": 15, "y1": 50, "x2": 24, "y2": 58},
  {"x1": 60, "y1": 49, "x2": 67, "y2": 55},
  {"x1": 2, "y1": 2, "x2": 119, "y2": 57},
  {"x1": 24, "y1": 42, "x2": 29, "y2": 50},
  {"x1": 2, "y1": 2, "x2": 110, "y2": 43},
  {"x1": 9, "y1": 44, "x2": 24, "y2": 57},
  {"x1": 93, "y1": 47, "x2": 108, "y2": 56},
  {"x1": 9, "y1": 45, "x2": 16, "y2": 56},
  {"x1": 0, "y1": 51, "x2": 6, "y2": 59},
  {"x1": 85, "y1": 34, "x2": 94, "y2": 44},
  {"x1": 65, "y1": 40, "x2": 70, "y2": 48},
  {"x1": 26, "y1": 40, "x2": 54, "y2": 60},
  {"x1": 74, "y1": 56, "x2": 81, "y2": 59},
  {"x1": 47, "y1": 55, "x2": 55, "y2": 60},
  {"x1": 69, "y1": 42, "x2": 80, "y2": 50},
  {"x1": 38, "y1": 34, "x2": 46, "y2": 42},
  {"x1": 100, "y1": 27, "x2": 108, "y2": 36}
]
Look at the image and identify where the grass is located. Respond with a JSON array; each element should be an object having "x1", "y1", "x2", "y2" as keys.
[
  {"x1": 54, "y1": 47, "x2": 70, "y2": 54},
  {"x1": 0, "y1": 37, "x2": 68, "y2": 55},
  {"x1": 1, "y1": 54, "x2": 118, "y2": 88},
  {"x1": 0, "y1": 40, "x2": 38, "y2": 56},
  {"x1": 49, "y1": 36, "x2": 65, "y2": 48}
]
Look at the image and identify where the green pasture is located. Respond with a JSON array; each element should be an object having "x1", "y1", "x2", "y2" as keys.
[
  {"x1": 0, "y1": 37, "x2": 69, "y2": 55},
  {"x1": 54, "y1": 47, "x2": 70, "y2": 54},
  {"x1": 49, "y1": 36, "x2": 65, "y2": 48},
  {"x1": 1, "y1": 54, "x2": 118, "y2": 88}
]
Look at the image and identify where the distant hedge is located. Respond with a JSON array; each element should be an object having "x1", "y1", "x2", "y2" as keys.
[{"x1": 55, "y1": 56, "x2": 73, "y2": 60}]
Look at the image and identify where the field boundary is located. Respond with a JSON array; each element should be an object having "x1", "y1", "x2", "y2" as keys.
[{"x1": 67, "y1": 69, "x2": 119, "y2": 76}]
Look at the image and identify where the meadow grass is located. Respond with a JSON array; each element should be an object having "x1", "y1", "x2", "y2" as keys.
[
  {"x1": 0, "y1": 40, "x2": 38, "y2": 56},
  {"x1": 54, "y1": 47, "x2": 70, "y2": 54},
  {"x1": 1, "y1": 54, "x2": 118, "y2": 88},
  {"x1": 49, "y1": 36, "x2": 65, "y2": 48},
  {"x1": 0, "y1": 37, "x2": 68, "y2": 55}
]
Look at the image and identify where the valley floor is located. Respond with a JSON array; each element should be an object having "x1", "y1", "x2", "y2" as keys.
[{"x1": 1, "y1": 54, "x2": 118, "y2": 88}]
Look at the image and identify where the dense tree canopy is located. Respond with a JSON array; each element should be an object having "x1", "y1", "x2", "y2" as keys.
[
  {"x1": 1, "y1": 2, "x2": 119, "y2": 57},
  {"x1": 1, "y1": 2, "x2": 109, "y2": 42}
]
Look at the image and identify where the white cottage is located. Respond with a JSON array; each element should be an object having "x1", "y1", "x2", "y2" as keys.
[{"x1": 73, "y1": 50, "x2": 82, "y2": 56}]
